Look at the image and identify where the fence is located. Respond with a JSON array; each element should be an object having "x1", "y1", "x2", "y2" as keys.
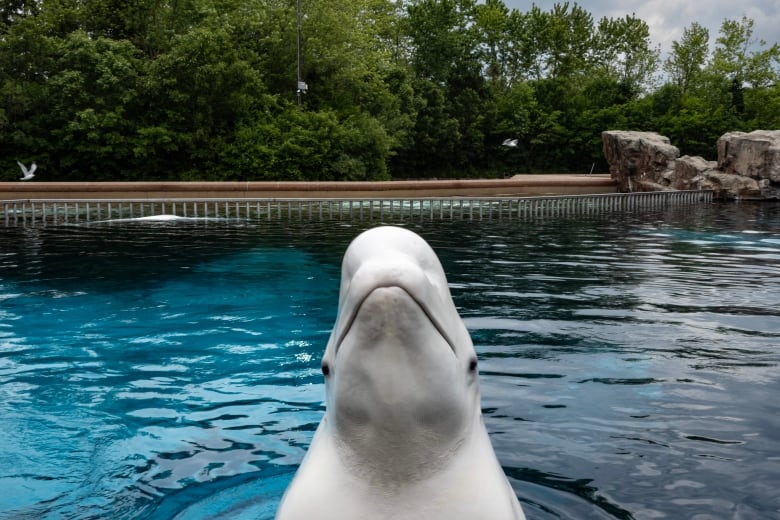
[{"x1": 2, "y1": 191, "x2": 713, "y2": 225}]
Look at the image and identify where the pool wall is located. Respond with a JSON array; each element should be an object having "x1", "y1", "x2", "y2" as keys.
[{"x1": 0, "y1": 176, "x2": 616, "y2": 200}]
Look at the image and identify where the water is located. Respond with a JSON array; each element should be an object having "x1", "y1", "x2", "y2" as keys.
[{"x1": 1, "y1": 203, "x2": 779, "y2": 519}]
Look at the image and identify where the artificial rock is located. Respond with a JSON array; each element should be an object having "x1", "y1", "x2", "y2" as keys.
[{"x1": 602, "y1": 130, "x2": 780, "y2": 200}]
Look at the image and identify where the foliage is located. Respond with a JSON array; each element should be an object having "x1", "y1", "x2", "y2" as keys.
[
  {"x1": 664, "y1": 22, "x2": 709, "y2": 95},
  {"x1": 711, "y1": 16, "x2": 780, "y2": 88},
  {"x1": 1, "y1": 0, "x2": 778, "y2": 181}
]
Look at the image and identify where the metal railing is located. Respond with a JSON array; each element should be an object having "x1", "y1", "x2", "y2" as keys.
[{"x1": 1, "y1": 191, "x2": 713, "y2": 226}]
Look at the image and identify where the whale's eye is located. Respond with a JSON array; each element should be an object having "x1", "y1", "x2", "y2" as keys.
[
  {"x1": 321, "y1": 362, "x2": 331, "y2": 377},
  {"x1": 468, "y1": 358, "x2": 478, "y2": 372}
]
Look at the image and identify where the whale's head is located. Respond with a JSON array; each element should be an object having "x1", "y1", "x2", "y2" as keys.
[
  {"x1": 278, "y1": 225, "x2": 526, "y2": 519},
  {"x1": 320, "y1": 226, "x2": 480, "y2": 479}
]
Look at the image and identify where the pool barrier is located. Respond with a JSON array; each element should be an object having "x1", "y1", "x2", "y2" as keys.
[{"x1": 2, "y1": 190, "x2": 713, "y2": 225}]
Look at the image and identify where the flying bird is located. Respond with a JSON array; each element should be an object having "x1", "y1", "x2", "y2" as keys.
[
  {"x1": 17, "y1": 161, "x2": 37, "y2": 181},
  {"x1": 501, "y1": 138, "x2": 518, "y2": 148}
]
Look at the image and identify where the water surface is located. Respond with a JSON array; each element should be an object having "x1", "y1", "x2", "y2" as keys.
[{"x1": 1, "y1": 203, "x2": 779, "y2": 519}]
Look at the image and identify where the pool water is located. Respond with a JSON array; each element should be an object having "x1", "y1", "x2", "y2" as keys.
[{"x1": 1, "y1": 203, "x2": 779, "y2": 519}]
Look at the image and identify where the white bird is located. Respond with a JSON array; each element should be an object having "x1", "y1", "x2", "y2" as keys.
[
  {"x1": 17, "y1": 161, "x2": 37, "y2": 181},
  {"x1": 501, "y1": 138, "x2": 518, "y2": 148}
]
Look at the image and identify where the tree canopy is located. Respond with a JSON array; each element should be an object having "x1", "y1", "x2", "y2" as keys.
[{"x1": 1, "y1": 0, "x2": 778, "y2": 181}]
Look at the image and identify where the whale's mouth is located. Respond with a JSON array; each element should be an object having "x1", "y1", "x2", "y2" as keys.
[{"x1": 333, "y1": 284, "x2": 456, "y2": 357}]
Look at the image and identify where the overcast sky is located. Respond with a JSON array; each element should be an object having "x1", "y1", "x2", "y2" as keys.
[{"x1": 503, "y1": 0, "x2": 780, "y2": 58}]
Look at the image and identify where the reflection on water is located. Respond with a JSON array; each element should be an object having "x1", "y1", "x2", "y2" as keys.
[{"x1": 1, "y1": 203, "x2": 779, "y2": 519}]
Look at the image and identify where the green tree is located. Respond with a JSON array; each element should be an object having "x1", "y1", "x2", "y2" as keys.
[
  {"x1": 743, "y1": 83, "x2": 780, "y2": 129},
  {"x1": 538, "y1": 2, "x2": 594, "y2": 80},
  {"x1": 1, "y1": 0, "x2": 38, "y2": 31},
  {"x1": 500, "y1": 3, "x2": 598, "y2": 83},
  {"x1": 474, "y1": 0, "x2": 510, "y2": 85},
  {"x1": 141, "y1": 23, "x2": 272, "y2": 178},
  {"x1": 405, "y1": 0, "x2": 480, "y2": 84},
  {"x1": 593, "y1": 14, "x2": 659, "y2": 97},
  {"x1": 392, "y1": 79, "x2": 460, "y2": 177},
  {"x1": 400, "y1": 0, "x2": 494, "y2": 176},
  {"x1": 664, "y1": 22, "x2": 709, "y2": 95},
  {"x1": 218, "y1": 105, "x2": 392, "y2": 181},
  {"x1": 656, "y1": 94, "x2": 733, "y2": 158},
  {"x1": 45, "y1": 31, "x2": 144, "y2": 179},
  {"x1": 2, "y1": 0, "x2": 778, "y2": 181},
  {"x1": 711, "y1": 16, "x2": 780, "y2": 89}
]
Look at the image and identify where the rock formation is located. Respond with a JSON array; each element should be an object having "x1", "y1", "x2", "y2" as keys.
[
  {"x1": 670, "y1": 155, "x2": 717, "y2": 191},
  {"x1": 602, "y1": 130, "x2": 780, "y2": 200},
  {"x1": 601, "y1": 131, "x2": 678, "y2": 192}
]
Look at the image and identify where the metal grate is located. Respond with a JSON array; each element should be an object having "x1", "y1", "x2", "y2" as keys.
[{"x1": 1, "y1": 191, "x2": 713, "y2": 226}]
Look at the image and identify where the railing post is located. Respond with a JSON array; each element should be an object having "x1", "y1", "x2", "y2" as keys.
[{"x1": 0, "y1": 191, "x2": 715, "y2": 227}]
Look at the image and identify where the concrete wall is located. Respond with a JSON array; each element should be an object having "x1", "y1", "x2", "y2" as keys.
[{"x1": 0, "y1": 176, "x2": 616, "y2": 200}]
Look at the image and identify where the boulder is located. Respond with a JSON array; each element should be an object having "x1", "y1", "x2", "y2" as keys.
[
  {"x1": 602, "y1": 129, "x2": 780, "y2": 200},
  {"x1": 694, "y1": 171, "x2": 762, "y2": 200},
  {"x1": 602, "y1": 131, "x2": 679, "y2": 192},
  {"x1": 718, "y1": 130, "x2": 780, "y2": 182},
  {"x1": 673, "y1": 155, "x2": 717, "y2": 191}
]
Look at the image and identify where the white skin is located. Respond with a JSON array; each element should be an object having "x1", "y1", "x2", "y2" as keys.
[{"x1": 276, "y1": 226, "x2": 525, "y2": 520}]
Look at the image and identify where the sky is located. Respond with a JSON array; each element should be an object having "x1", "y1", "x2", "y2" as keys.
[{"x1": 503, "y1": 0, "x2": 780, "y2": 58}]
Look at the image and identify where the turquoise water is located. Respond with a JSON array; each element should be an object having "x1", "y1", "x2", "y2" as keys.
[{"x1": 1, "y1": 203, "x2": 779, "y2": 519}]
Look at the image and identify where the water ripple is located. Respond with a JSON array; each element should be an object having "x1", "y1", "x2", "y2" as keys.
[{"x1": 1, "y1": 204, "x2": 779, "y2": 519}]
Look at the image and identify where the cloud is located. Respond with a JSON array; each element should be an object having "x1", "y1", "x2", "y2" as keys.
[{"x1": 502, "y1": 0, "x2": 780, "y2": 57}]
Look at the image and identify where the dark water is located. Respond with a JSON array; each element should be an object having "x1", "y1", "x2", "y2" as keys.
[{"x1": 0, "y1": 203, "x2": 778, "y2": 519}]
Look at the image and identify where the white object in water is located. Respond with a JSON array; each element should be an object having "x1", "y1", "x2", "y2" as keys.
[
  {"x1": 132, "y1": 214, "x2": 187, "y2": 221},
  {"x1": 502, "y1": 138, "x2": 519, "y2": 148},
  {"x1": 17, "y1": 161, "x2": 37, "y2": 180},
  {"x1": 276, "y1": 226, "x2": 526, "y2": 520},
  {"x1": 102, "y1": 214, "x2": 199, "y2": 223}
]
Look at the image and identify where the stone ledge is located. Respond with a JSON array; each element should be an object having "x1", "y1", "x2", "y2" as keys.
[{"x1": 0, "y1": 176, "x2": 617, "y2": 200}]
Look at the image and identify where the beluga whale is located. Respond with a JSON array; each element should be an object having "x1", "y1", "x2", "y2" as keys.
[{"x1": 276, "y1": 226, "x2": 525, "y2": 520}]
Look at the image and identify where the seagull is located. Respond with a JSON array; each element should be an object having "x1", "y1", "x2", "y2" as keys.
[
  {"x1": 501, "y1": 138, "x2": 518, "y2": 148},
  {"x1": 17, "y1": 161, "x2": 37, "y2": 181}
]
